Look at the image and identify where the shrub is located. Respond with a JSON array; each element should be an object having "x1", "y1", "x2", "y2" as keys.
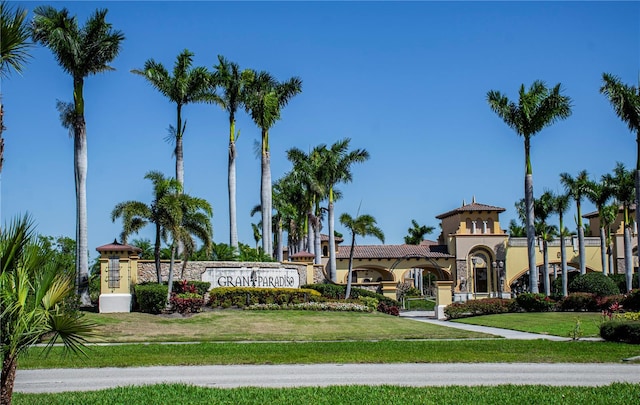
[
  {"x1": 377, "y1": 302, "x2": 400, "y2": 316},
  {"x1": 444, "y1": 299, "x2": 514, "y2": 319},
  {"x1": 595, "y1": 294, "x2": 626, "y2": 311},
  {"x1": 359, "y1": 296, "x2": 379, "y2": 310},
  {"x1": 302, "y1": 283, "x2": 399, "y2": 306},
  {"x1": 246, "y1": 302, "x2": 372, "y2": 312},
  {"x1": 551, "y1": 272, "x2": 580, "y2": 298},
  {"x1": 608, "y1": 273, "x2": 640, "y2": 293},
  {"x1": 405, "y1": 287, "x2": 422, "y2": 297},
  {"x1": 134, "y1": 283, "x2": 168, "y2": 314},
  {"x1": 515, "y1": 293, "x2": 555, "y2": 312},
  {"x1": 170, "y1": 292, "x2": 205, "y2": 314},
  {"x1": 621, "y1": 289, "x2": 640, "y2": 311},
  {"x1": 569, "y1": 273, "x2": 620, "y2": 297},
  {"x1": 172, "y1": 280, "x2": 210, "y2": 296},
  {"x1": 600, "y1": 320, "x2": 640, "y2": 344},
  {"x1": 558, "y1": 293, "x2": 598, "y2": 312},
  {"x1": 89, "y1": 272, "x2": 101, "y2": 305},
  {"x1": 209, "y1": 287, "x2": 321, "y2": 308}
]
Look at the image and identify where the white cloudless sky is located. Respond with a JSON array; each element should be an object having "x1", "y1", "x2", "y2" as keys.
[{"x1": 2, "y1": 1, "x2": 639, "y2": 260}]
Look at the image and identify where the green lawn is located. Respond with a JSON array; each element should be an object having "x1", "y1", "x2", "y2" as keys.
[
  {"x1": 14, "y1": 383, "x2": 640, "y2": 405},
  {"x1": 453, "y1": 312, "x2": 604, "y2": 338}
]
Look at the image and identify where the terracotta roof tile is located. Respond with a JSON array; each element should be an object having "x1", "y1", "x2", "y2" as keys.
[
  {"x1": 336, "y1": 241, "x2": 452, "y2": 259},
  {"x1": 290, "y1": 251, "x2": 315, "y2": 258},
  {"x1": 320, "y1": 233, "x2": 344, "y2": 243},
  {"x1": 436, "y1": 202, "x2": 506, "y2": 219},
  {"x1": 96, "y1": 239, "x2": 142, "y2": 253}
]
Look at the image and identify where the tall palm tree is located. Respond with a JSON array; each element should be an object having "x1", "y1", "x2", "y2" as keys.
[
  {"x1": 318, "y1": 139, "x2": 370, "y2": 281},
  {"x1": 31, "y1": 6, "x2": 124, "y2": 306},
  {"x1": 585, "y1": 179, "x2": 613, "y2": 275},
  {"x1": 404, "y1": 219, "x2": 435, "y2": 245},
  {"x1": 212, "y1": 55, "x2": 249, "y2": 251},
  {"x1": 550, "y1": 191, "x2": 571, "y2": 297},
  {"x1": 339, "y1": 212, "x2": 385, "y2": 299},
  {"x1": 601, "y1": 73, "x2": 640, "y2": 274},
  {"x1": 1, "y1": 215, "x2": 94, "y2": 404},
  {"x1": 111, "y1": 171, "x2": 182, "y2": 283},
  {"x1": 560, "y1": 170, "x2": 590, "y2": 275},
  {"x1": 534, "y1": 190, "x2": 556, "y2": 296},
  {"x1": 487, "y1": 81, "x2": 572, "y2": 293},
  {"x1": 132, "y1": 49, "x2": 215, "y2": 187},
  {"x1": 244, "y1": 70, "x2": 302, "y2": 257},
  {"x1": 603, "y1": 162, "x2": 635, "y2": 291},
  {"x1": 1, "y1": 0, "x2": 32, "y2": 185}
]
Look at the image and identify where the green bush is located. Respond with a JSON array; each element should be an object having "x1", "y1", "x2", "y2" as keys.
[
  {"x1": 569, "y1": 273, "x2": 620, "y2": 297},
  {"x1": 558, "y1": 293, "x2": 598, "y2": 312},
  {"x1": 359, "y1": 296, "x2": 379, "y2": 311},
  {"x1": 377, "y1": 302, "x2": 400, "y2": 316},
  {"x1": 551, "y1": 272, "x2": 580, "y2": 298},
  {"x1": 134, "y1": 283, "x2": 168, "y2": 314},
  {"x1": 515, "y1": 293, "x2": 555, "y2": 312},
  {"x1": 209, "y1": 287, "x2": 321, "y2": 308},
  {"x1": 600, "y1": 320, "x2": 640, "y2": 344},
  {"x1": 444, "y1": 298, "x2": 514, "y2": 319},
  {"x1": 302, "y1": 283, "x2": 399, "y2": 306},
  {"x1": 621, "y1": 289, "x2": 640, "y2": 311},
  {"x1": 609, "y1": 273, "x2": 640, "y2": 293},
  {"x1": 89, "y1": 272, "x2": 101, "y2": 305}
]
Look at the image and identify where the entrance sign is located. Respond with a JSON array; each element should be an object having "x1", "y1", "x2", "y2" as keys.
[{"x1": 203, "y1": 267, "x2": 300, "y2": 289}]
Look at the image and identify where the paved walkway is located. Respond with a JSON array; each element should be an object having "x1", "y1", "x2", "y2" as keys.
[{"x1": 399, "y1": 311, "x2": 597, "y2": 341}]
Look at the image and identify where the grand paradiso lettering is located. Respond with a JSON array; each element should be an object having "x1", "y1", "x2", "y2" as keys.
[{"x1": 203, "y1": 267, "x2": 300, "y2": 289}]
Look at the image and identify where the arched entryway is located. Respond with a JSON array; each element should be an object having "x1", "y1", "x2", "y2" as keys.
[{"x1": 468, "y1": 249, "x2": 502, "y2": 298}]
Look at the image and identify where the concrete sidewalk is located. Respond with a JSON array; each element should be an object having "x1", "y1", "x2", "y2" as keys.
[{"x1": 399, "y1": 311, "x2": 594, "y2": 341}]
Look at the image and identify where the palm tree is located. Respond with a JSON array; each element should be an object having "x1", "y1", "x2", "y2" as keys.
[
  {"x1": 601, "y1": 73, "x2": 640, "y2": 274},
  {"x1": 212, "y1": 55, "x2": 249, "y2": 252},
  {"x1": 550, "y1": 191, "x2": 571, "y2": 297},
  {"x1": 560, "y1": 170, "x2": 590, "y2": 275},
  {"x1": 585, "y1": 179, "x2": 613, "y2": 275},
  {"x1": 1, "y1": 0, "x2": 32, "y2": 183},
  {"x1": 1, "y1": 215, "x2": 93, "y2": 404},
  {"x1": 132, "y1": 49, "x2": 215, "y2": 187},
  {"x1": 339, "y1": 212, "x2": 385, "y2": 299},
  {"x1": 244, "y1": 70, "x2": 302, "y2": 257},
  {"x1": 603, "y1": 162, "x2": 635, "y2": 292},
  {"x1": 487, "y1": 81, "x2": 571, "y2": 293},
  {"x1": 318, "y1": 139, "x2": 370, "y2": 281},
  {"x1": 404, "y1": 219, "x2": 435, "y2": 245},
  {"x1": 534, "y1": 191, "x2": 557, "y2": 296},
  {"x1": 111, "y1": 171, "x2": 182, "y2": 283},
  {"x1": 31, "y1": 6, "x2": 124, "y2": 306}
]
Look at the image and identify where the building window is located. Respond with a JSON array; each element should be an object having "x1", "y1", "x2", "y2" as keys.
[
  {"x1": 108, "y1": 256, "x2": 120, "y2": 288},
  {"x1": 323, "y1": 246, "x2": 328, "y2": 256}
]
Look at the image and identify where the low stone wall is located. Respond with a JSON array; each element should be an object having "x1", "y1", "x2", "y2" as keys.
[{"x1": 137, "y1": 260, "x2": 309, "y2": 288}]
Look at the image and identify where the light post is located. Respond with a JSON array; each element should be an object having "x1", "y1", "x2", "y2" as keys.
[{"x1": 492, "y1": 260, "x2": 504, "y2": 298}]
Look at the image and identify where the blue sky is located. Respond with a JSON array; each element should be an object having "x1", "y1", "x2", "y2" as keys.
[{"x1": 2, "y1": 1, "x2": 639, "y2": 260}]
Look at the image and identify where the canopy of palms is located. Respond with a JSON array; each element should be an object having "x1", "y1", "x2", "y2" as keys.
[
  {"x1": 601, "y1": 73, "x2": 640, "y2": 277},
  {"x1": 550, "y1": 191, "x2": 571, "y2": 296},
  {"x1": 244, "y1": 70, "x2": 302, "y2": 257},
  {"x1": 585, "y1": 179, "x2": 613, "y2": 275},
  {"x1": 560, "y1": 170, "x2": 590, "y2": 275},
  {"x1": 132, "y1": 49, "x2": 216, "y2": 187},
  {"x1": 31, "y1": 6, "x2": 124, "y2": 306},
  {"x1": 487, "y1": 81, "x2": 572, "y2": 293},
  {"x1": 212, "y1": 55, "x2": 249, "y2": 251},
  {"x1": 339, "y1": 212, "x2": 385, "y2": 299},
  {"x1": 404, "y1": 219, "x2": 435, "y2": 245},
  {"x1": 1, "y1": 215, "x2": 94, "y2": 404}
]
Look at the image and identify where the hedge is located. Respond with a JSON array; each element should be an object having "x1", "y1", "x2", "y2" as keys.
[
  {"x1": 621, "y1": 289, "x2": 640, "y2": 311},
  {"x1": 600, "y1": 320, "x2": 640, "y2": 344},
  {"x1": 172, "y1": 280, "x2": 211, "y2": 296},
  {"x1": 134, "y1": 283, "x2": 168, "y2": 314},
  {"x1": 209, "y1": 287, "x2": 322, "y2": 308},
  {"x1": 515, "y1": 293, "x2": 555, "y2": 312},
  {"x1": 302, "y1": 283, "x2": 399, "y2": 306},
  {"x1": 444, "y1": 298, "x2": 514, "y2": 319},
  {"x1": 569, "y1": 273, "x2": 620, "y2": 297},
  {"x1": 608, "y1": 273, "x2": 640, "y2": 293}
]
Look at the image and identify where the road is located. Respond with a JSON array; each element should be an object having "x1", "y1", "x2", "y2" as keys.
[{"x1": 15, "y1": 363, "x2": 640, "y2": 393}]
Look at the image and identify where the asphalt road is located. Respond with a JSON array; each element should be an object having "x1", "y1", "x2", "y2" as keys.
[{"x1": 15, "y1": 363, "x2": 640, "y2": 393}]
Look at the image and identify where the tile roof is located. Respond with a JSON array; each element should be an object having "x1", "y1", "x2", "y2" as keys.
[
  {"x1": 583, "y1": 204, "x2": 636, "y2": 219},
  {"x1": 96, "y1": 239, "x2": 142, "y2": 253},
  {"x1": 320, "y1": 233, "x2": 344, "y2": 243},
  {"x1": 290, "y1": 251, "x2": 315, "y2": 258},
  {"x1": 436, "y1": 202, "x2": 506, "y2": 219},
  {"x1": 336, "y1": 240, "x2": 452, "y2": 259}
]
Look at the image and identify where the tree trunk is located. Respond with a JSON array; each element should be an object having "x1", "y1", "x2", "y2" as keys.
[
  {"x1": 314, "y1": 216, "x2": 322, "y2": 265},
  {"x1": 154, "y1": 222, "x2": 162, "y2": 283},
  {"x1": 542, "y1": 240, "x2": 550, "y2": 296},
  {"x1": 599, "y1": 227, "x2": 607, "y2": 276},
  {"x1": 260, "y1": 130, "x2": 272, "y2": 257},
  {"x1": 166, "y1": 244, "x2": 177, "y2": 307},
  {"x1": 345, "y1": 234, "x2": 356, "y2": 299},
  {"x1": 525, "y1": 174, "x2": 538, "y2": 293},
  {"x1": 1, "y1": 355, "x2": 17, "y2": 405},
  {"x1": 228, "y1": 138, "x2": 238, "y2": 251},
  {"x1": 577, "y1": 208, "x2": 586, "y2": 275},
  {"x1": 1, "y1": 102, "x2": 4, "y2": 234},
  {"x1": 175, "y1": 105, "x2": 184, "y2": 188},
  {"x1": 328, "y1": 197, "x2": 337, "y2": 282},
  {"x1": 624, "y1": 226, "x2": 633, "y2": 292},
  {"x1": 307, "y1": 210, "x2": 314, "y2": 255},
  {"x1": 74, "y1": 76, "x2": 90, "y2": 306},
  {"x1": 276, "y1": 218, "x2": 283, "y2": 262},
  {"x1": 636, "y1": 165, "x2": 640, "y2": 284},
  {"x1": 560, "y1": 234, "x2": 568, "y2": 297}
]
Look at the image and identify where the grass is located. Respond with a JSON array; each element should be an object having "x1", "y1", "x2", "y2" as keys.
[
  {"x1": 453, "y1": 312, "x2": 604, "y2": 338},
  {"x1": 13, "y1": 383, "x2": 640, "y2": 404},
  {"x1": 84, "y1": 310, "x2": 490, "y2": 342},
  {"x1": 20, "y1": 340, "x2": 640, "y2": 369},
  {"x1": 403, "y1": 297, "x2": 436, "y2": 311}
]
